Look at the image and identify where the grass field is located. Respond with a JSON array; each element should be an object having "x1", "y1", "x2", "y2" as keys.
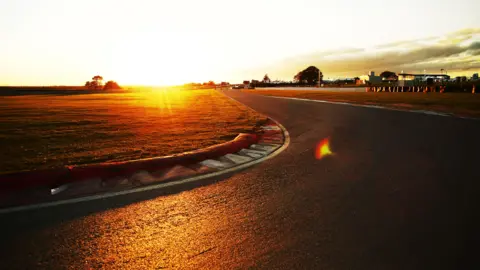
[
  {"x1": 0, "y1": 89, "x2": 267, "y2": 174},
  {"x1": 245, "y1": 90, "x2": 480, "y2": 118}
]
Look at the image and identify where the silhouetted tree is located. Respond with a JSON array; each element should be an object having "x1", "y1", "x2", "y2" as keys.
[
  {"x1": 294, "y1": 71, "x2": 302, "y2": 83},
  {"x1": 103, "y1": 81, "x2": 121, "y2": 90},
  {"x1": 92, "y1": 75, "x2": 104, "y2": 89},
  {"x1": 263, "y1": 74, "x2": 271, "y2": 83},
  {"x1": 296, "y1": 66, "x2": 323, "y2": 85},
  {"x1": 85, "y1": 80, "x2": 99, "y2": 89},
  {"x1": 380, "y1": 71, "x2": 397, "y2": 79}
]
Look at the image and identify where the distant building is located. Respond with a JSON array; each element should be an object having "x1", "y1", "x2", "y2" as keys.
[
  {"x1": 243, "y1": 80, "x2": 252, "y2": 89},
  {"x1": 455, "y1": 76, "x2": 467, "y2": 83},
  {"x1": 359, "y1": 71, "x2": 382, "y2": 84},
  {"x1": 397, "y1": 73, "x2": 450, "y2": 86},
  {"x1": 382, "y1": 75, "x2": 398, "y2": 83}
]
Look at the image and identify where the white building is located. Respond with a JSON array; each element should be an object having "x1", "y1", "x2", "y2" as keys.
[{"x1": 397, "y1": 73, "x2": 450, "y2": 86}]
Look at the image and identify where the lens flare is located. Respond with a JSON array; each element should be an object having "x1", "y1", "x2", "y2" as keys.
[{"x1": 315, "y1": 138, "x2": 333, "y2": 159}]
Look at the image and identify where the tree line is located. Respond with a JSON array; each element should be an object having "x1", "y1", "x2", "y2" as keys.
[{"x1": 85, "y1": 75, "x2": 121, "y2": 90}]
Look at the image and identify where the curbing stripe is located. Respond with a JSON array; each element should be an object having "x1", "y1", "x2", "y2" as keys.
[
  {"x1": 0, "y1": 133, "x2": 260, "y2": 192},
  {"x1": 0, "y1": 120, "x2": 290, "y2": 214},
  {"x1": 261, "y1": 126, "x2": 282, "y2": 131},
  {"x1": 222, "y1": 153, "x2": 253, "y2": 164},
  {"x1": 237, "y1": 149, "x2": 264, "y2": 159},
  {"x1": 0, "y1": 127, "x2": 272, "y2": 209},
  {"x1": 239, "y1": 148, "x2": 267, "y2": 156},
  {"x1": 51, "y1": 185, "x2": 68, "y2": 195},
  {"x1": 199, "y1": 159, "x2": 234, "y2": 170},
  {"x1": 261, "y1": 138, "x2": 284, "y2": 144},
  {"x1": 250, "y1": 144, "x2": 280, "y2": 153}
]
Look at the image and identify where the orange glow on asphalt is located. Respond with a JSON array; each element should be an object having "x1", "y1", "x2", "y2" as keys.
[{"x1": 315, "y1": 138, "x2": 333, "y2": 159}]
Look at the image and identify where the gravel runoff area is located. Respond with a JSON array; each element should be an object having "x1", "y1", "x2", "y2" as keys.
[
  {"x1": 0, "y1": 89, "x2": 267, "y2": 174},
  {"x1": 244, "y1": 89, "x2": 480, "y2": 118}
]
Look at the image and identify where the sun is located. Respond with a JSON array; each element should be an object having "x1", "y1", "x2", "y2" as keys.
[{"x1": 110, "y1": 33, "x2": 220, "y2": 86}]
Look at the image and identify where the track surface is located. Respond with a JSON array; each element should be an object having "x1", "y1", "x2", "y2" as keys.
[{"x1": 0, "y1": 91, "x2": 479, "y2": 269}]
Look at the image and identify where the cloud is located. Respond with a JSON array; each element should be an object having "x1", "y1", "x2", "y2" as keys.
[
  {"x1": 446, "y1": 28, "x2": 480, "y2": 38},
  {"x1": 375, "y1": 28, "x2": 480, "y2": 49},
  {"x1": 278, "y1": 47, "x2": 365, "y2": 65},
  {"x1": 375, "y1": 36, "x2": 437, "y2": 49},
  {"x1": 266, "y1": 28, "x2": 480, "y2": 78}
]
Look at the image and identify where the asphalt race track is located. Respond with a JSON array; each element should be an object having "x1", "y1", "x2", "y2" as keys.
[{"x1": 0, "y1": 91, "x2": 479, "y2": 269}]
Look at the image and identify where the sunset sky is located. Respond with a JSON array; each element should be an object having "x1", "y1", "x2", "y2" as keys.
[{"x1": 1, "y1": 0, "x2": 479, "y2": 86}]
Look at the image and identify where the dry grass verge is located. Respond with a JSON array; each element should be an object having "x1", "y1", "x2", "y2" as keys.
[
  {"x1": 0, "y1": 89, "x2": 267, "y2": 173},
  {"x1": 245, "y1": 90, "x2": 480, "y2": 118}
]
